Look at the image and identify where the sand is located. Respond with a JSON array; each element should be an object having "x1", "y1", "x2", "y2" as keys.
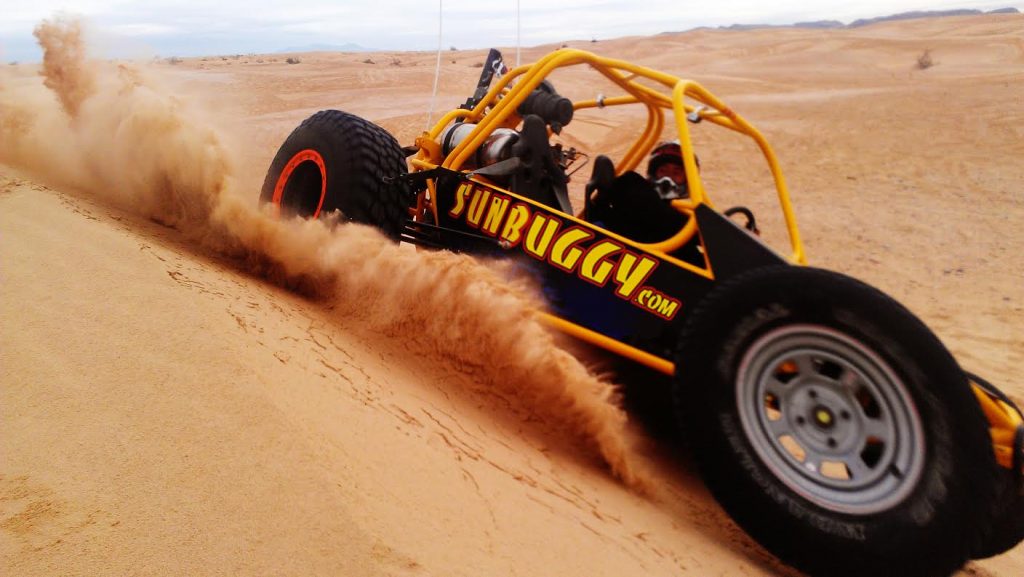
[{"x1": 2, "y1": 13, "x2": 1023, "y2": 577}]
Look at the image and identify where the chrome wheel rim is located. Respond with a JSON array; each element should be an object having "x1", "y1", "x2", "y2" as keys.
[{"x1": 735, "y1": 324, "x2": 925, "y2": 514}]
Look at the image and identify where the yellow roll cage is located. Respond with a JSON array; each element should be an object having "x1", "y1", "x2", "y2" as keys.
[{"x1": 410, "y1": 48, "x2": 806, "y2": 265}]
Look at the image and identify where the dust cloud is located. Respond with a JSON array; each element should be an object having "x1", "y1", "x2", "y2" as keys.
[
  {"x1": 33, "y1": 18, "x2": 95, "y2": 118},
  {"x1": 0, "y1": 17, "x2": 648, "y2": 488}
]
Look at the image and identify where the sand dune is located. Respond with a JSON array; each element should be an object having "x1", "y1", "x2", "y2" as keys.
[{"x1": 2, "y1": 13, "x2": 1023, "y2": 577}]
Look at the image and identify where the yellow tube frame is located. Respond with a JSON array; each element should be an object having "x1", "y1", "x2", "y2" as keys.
[
  {"x1": 413, "y1": 48, "x2": 806, "y2": 264},
  {"x1": 972, "y1": 383, "x2": 1024, "y2": 471}
]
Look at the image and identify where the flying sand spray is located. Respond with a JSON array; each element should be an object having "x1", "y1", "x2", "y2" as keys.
[{"x1": 0, "y1": 16, "x2": 650, "y2": 489}]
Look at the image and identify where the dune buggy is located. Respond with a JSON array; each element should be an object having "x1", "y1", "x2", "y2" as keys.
[{"x1": 261, "y1": 48, "x2": 1024, "y2": 576}]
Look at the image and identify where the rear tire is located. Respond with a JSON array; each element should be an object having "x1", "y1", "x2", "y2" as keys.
[
  {"x1": 260, "y1": 110, "x2": 409, "y2": 240},
  {"x1": 674, "y1": 266, "x2": 998, "y2": 577}
]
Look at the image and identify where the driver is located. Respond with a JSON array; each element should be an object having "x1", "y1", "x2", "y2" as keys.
[{"x1": 646, "y1": 141, "x2": 695, "y2": 200}]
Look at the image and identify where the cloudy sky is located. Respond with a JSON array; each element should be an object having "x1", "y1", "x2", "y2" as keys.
[{"x1": 1, "y1": 0, "x2": 1019, "y2": 62}]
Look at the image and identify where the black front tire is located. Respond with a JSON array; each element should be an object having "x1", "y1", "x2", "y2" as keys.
[
  {"x1": 674, "y1": 266, "x2": 998, "y2": 577},
  {"x1": 260, "y1": 110, "x2": 409, "y2": 240}
]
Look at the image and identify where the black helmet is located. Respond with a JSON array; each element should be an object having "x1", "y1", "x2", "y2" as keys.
[{"x1": 646, "y1": 141, "x2": 683, "y2": 179}]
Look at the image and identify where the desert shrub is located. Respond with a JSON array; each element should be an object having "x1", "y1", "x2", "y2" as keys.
[
  {"x1": 166, "y1": 56, "x2": 183, "y2": 65},
  {"x1": 286, "y1": 57, "x2": 301, "y2": 65},
  {"x1": 389, "y1": 56, "x2": 402, "y2": 66},
  {"x1": 917, "y1": 49, "x2": 934, "y2": 70},
  {"x1": 472, "y1": 61, "x2": 484, "y2": 68},
  {"x1": 362, "y1": 57, "x2": 375, "y2": 64}
]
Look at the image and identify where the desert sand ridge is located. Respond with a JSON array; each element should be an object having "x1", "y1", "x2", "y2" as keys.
[{"x1": 2, "y1": 13, "x2": 1023, "y2": 577}]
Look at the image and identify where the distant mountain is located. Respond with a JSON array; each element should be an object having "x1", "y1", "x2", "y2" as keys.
[
  {"x1": 276, "y1": 43, "x2": 373, "y2": 53},
  {"x1": 849, "y1": 8, "x2": 1019, "y2": 28},
  {"x1": 849, "y1": 9, "x2": 981, "y2": 27},
  {"x1": 720, "y1": 24, "x2": 776, "y2": 31},
  {"x1": 794, "y1": 20, "x2": 845, "y2": 29},
  {"x1": 720, "y1": 20, "x2": 845, "y2": 31},
  {"x1": 708, "y1": 7, "x2": 1019, "y2": 33}
]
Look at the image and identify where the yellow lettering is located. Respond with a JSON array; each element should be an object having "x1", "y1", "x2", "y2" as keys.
[
  {"x1": 466, "y1": 188, "x2": 491, "y2": 227},
  {"x1": 580, "y1": 240, "x2": 620, "y2": 286},
  {"x1": 637, "y1": 289, "x2": 653, "y2": 306},
  {"x1": 448, "y1": 183, "x2": 473, "y2": 218},
  {"x1": 657, "y1": 297, "x2": 680, "y2": 319},
  {"x1": 549, "y1": 228, "x2": 593, "y2": 272},
  {"x1": 524, "y1": 214, "x2": 560, "y2": 259},
  {"x1": 481, "y1": 196, "x2": 511, "y2": 236},
  {"x1": 500, "y1": 204, "x2": 531, "y2": 246},
  {"x1": 634, "y1": 287, "x2": 681, "y2": 319},
  {"x1": 614, "y1": 253, "x2": 658, "y2": 298}
]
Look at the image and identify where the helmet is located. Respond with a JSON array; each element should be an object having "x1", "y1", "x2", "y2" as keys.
[
  {"x1": 648, "y1": 141, "x2": 700, "y2": 200},
  {"x1": 646, "y1": 140, "x2": 683, "y2": 179}
]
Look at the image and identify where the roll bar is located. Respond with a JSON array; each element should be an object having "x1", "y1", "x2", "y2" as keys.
[{"x1": 413, "y1": 48, "x2": 806, "y2": 265}]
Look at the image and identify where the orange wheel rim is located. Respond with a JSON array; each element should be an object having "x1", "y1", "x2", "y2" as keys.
[{"x1": 272, "y1": 149, "x2": 327, "y2": 218}]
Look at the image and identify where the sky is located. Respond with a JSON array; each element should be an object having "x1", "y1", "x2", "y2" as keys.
[{"x1": 0, "y1": 0, "x2": 1020, "y2": 62}]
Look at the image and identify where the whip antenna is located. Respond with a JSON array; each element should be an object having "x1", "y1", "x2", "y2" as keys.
[
  {"x1": 516, "y1": 0, "x2": 521, "y2": 67},
  {"x1": 427, "y1": 0, "x2": 444, "y2": 129}
]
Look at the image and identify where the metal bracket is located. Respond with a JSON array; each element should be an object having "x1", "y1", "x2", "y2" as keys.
[{"x1": 687, "y1": 105, "x2": 707, "y2": 124}]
